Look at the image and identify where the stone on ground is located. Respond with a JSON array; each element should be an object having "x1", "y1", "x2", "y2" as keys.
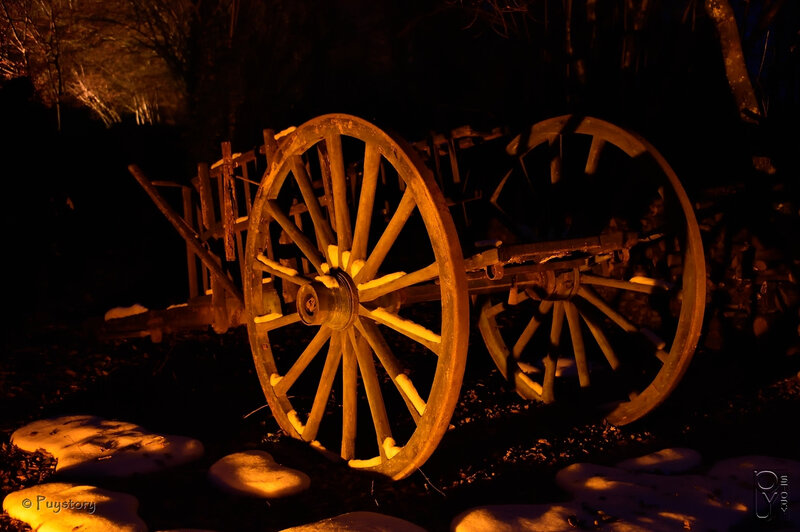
[
  {"x1": 208, "y1": 450, "x2": 310, "y2": 498},
  {"x1": 453, "y1": 449, "x2": 799, "y2": 531},
  {"x1": 452, "y1": 503, "x2": 593, "y2": 532},
  {"x1": 2, "y1": 482, "x2": 146, "y2": 532},
  {"x1": 555, "y1": 462, "x2": 746, "y2": 531},
  {"x1": 615, "y1": 447, "x2": 702, "y2": 474},
  {"x1": 707, "y1": 455, "x2": 800, "y2": 529},
  {"x1": 12, "y1": 415, "x2": 204, "y2": 476},
  {"x1": 280, "y1": 511, "x2": 426, "y2": 531}
]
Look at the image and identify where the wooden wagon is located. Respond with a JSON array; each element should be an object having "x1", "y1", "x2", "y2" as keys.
[{"x1": 109, "y1": 113, "x2": 705, "y2": 479}]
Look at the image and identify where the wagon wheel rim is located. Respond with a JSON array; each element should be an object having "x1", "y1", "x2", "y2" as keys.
[
  {"x1": 244, "y1": 114, "x2": 468, "y2": 479},
  {"x1": 479, "y1": 115, "x2": 705, "y2": 425}
]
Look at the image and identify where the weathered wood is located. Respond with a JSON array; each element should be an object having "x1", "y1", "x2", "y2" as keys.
[
  {"x1": 128, "y1": 165, "x2": 243, "y2": 304},
  {"x1": 221, "y1": 141, "x2": 237, "y2": 261},
  {"x1": 182, "y1": 186, "x2": 199, "y2": 299},
  {"x1": 195, "y1": 163, "x2": 215, "y2": 231}
]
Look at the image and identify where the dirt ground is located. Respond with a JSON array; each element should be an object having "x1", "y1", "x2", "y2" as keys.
[{"x1": 1, "y1": 309, "x2": 798, "y2": 531}]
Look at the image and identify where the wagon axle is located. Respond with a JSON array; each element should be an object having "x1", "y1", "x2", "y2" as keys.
[{"x1": 296, "y1": 270, "x2": 359, "y2": 330}]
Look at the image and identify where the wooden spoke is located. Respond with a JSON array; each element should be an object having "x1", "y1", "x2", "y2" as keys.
[
  {"x1": 564, "y1": 301, "x2": 590, "y2": 387},
  {"x1": 355, "y1": 188, "x2": 416, "y2": 283},
  {"x1": 477, "y1": 114, "x2": 706, "y2": 426},
  {"x1": 325, "y1": 133, "x2": 353, "y2": 256},
  {"x1": 245, "y1": 114, "x2": 469, "y2": 478},
  {"x1": 303, "y1": 333, "x2": 344, "y2": 442},
  {"x1": 359, "y1": 305, "x2": 441, "y2": 355},
  {"x1": 641, "y1": 328, "x2": 667, "y2": 351},
  {"x1": 341, "y1": 332, "x2": 358, "y2": 460},
  {"x1": 254, "y1": 313, "x2": 301, "y2": 332},
  {"x1": 355, "y1": 319, "x2": 425, "y2": 422},
  {"x1": 577, "y1": 286, "x2": 638, "y2": 333},
  {"x1": 347, "y1": 328, "x2": 392, "y2": 459},
  {"x1": 584, "y1": 136, "x2": 605, "y2": 176},
  {"x1": 549, "y1": 134, "x2": 562, "y2": 184},
  {"x1": 266, "y1": 199, "x2": 326, "y2": 273},
  {"x1": 581, "y1": 274, "x2": 659, "y2": 294},
  {"x1": 273, "y1": 327, "x2": 332, "y2": 396},
  {"x1": 543, "y1": 301, "x2": 565, "y2": 403},
  {"x1": 351, "y1": 142, "x2": 381, "y2": 262},
  {"x1": 577, "y1": 308, "x2": 620, "y2": 370},
  {"x1": 579, "y1": 287, "x2": 667, "y2": 363},
  {"x1": 255, "y1": 253, "x2": 311, "y2": 285},
  {"x1": 512, "y1": 299, "x2": 554, "y2": 359},
  {"x1": 358, "y1": 262, "x2": 439, "y2": 302},
  {"x1": 290, "y1": 155, "x2": 335, "y2": 253},
  {"x1": 316, "y1": 143, "x2": 335, "y2": 231}
]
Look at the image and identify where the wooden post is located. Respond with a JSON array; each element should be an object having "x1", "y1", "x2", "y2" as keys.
[
  {"x1": 221, "y1": 142, "x2": 237, "y2": 261},
  {"x1": 128, "y1": 164, "x2": 243, "y2": 304},
  {"x1": 195, "y1": 163, "x2": 215, "y2": 231},
  {"x1": 182, "y1": 186, "x2": 199, "y2": 299}
]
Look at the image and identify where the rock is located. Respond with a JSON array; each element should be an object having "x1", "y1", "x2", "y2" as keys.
[
  {"x1": 616, "y1": 448, "x2": 702, "y2": 474},
  {"x1": 555, "y1": 462, "x2": 747, "y2": 531},
  {"x1": 452, "y1": 504, "x2": 591, "y2": 532},
  {"x1": 280, "y1": 511, "x2": 426, "y2": 531},
  {"x1": 708, "y1": 455, "x2": 800, "y2": 529},
  {"x1": 2, "y1": 482, "x2": 146, "y2": 531},
  {"x1": 12, "y1": 415, "x2": 204, "y2": 476},
  {"x1": 209, "y1": 450, "x2": 310, "y2": 498}
]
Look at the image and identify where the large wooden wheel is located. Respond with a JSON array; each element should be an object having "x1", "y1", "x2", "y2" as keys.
[
  {"x1": 478, "y1": 115, "x2": 705, "y2": 425},
  {"x1": 244, "y1": 114, "x2": 469, "y2": 479}
]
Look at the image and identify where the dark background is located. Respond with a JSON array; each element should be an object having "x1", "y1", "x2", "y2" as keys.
[{"x1": 1, "y1": 0, "x2": 798, "y2": 337}]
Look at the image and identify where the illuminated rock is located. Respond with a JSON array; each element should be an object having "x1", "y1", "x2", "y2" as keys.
[
  {"x1": 708, "y1": 455, "x2": 800, "y2": 529},
  {"x1": 616, "y1": 447, "x2": 702, "y2": 474},
  {"x1": 280, "y1": 511, "x2": 425, "y2": 531},
  {"x1": 2, "y1": 482, "x2": 146, "y2": 531},
  {"x1": 452, "y1": 504, "x2": 590, "y2": 532},
  {"x1": 12, "y1": 415, "x2": 204, "y2": 476},
  {"x1": 208, "y1": 450, "x2": 310, "y2": 498},
  {"x1": 452, "y1": 450, "x2": 796, "y2": 531}
]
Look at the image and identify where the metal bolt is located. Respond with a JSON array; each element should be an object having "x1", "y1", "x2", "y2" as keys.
[{"x1": 305, "y1": 296, "x2": 317, "y2": 313}]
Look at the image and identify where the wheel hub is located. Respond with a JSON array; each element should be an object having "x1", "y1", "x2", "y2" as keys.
[
  {"x1": 525, "y1": 268, "x2": 580, "y2": 300},
  {"x1": 296, "y1": 270, "x2": 359, "y2": 330}
]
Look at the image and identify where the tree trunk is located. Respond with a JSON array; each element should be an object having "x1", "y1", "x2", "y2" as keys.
[{"x1": 704, "y1": 0, "x2": 761, "y2": 123}]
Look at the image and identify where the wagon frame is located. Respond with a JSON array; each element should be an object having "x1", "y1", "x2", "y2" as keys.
[{"x1": 108, "y1": 113, "x2": 705, "y2": 479}]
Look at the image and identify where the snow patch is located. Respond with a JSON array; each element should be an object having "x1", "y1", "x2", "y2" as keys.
[
  {"x1": 348, "y1": 456, "x2": 382, "y2": 468},
  {"x1": 395, "y1": 374, "x2": 426, "y2": 415},
  {"x1": 287, "y1": 410, "x2": 306, "y2": 435},
  {"x1": 258, "y1": 254, "x2": 298, "y2": 277},
  {"x1": 382, "y1": 438, "x2": 402, "y2": 459},
  {"x1": 210, "y1": 153, "x2": 242, "y2": 169},
  {"x1": 104, "y1": 304, "x2": 148, "y2": 321},
  {"x1": 358, "y1": 271, "x2": 406, "y2": 292},
  {"x1": 315, "y1": 275, "x2": 340, "y2": 289},
  {"x1": 274, "y1": 126, "x2": 296, "y2": 140},
  {"x1": 349, "y1": 259, "x2": 365, "y2": 278},
  {"x1": 254, "y1": 313, "x2": 282, "y2": 323},
  {"x1": 327, "y1": 244, "x2": 339, "y2": 268},
  {"x1": 370, "y1": 308, "x2": 441, "y2": 344}
]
